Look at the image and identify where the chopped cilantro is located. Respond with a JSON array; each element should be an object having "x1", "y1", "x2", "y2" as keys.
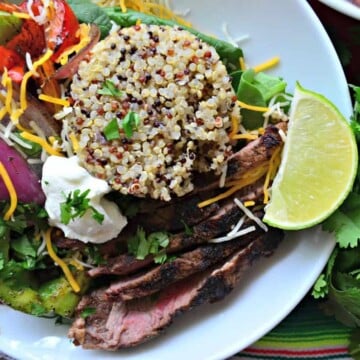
[
  {"x1": 122, "y1": 111, "x2": 140, "y2": 138},
  {"x1": 80, "y1": 307, "x2": 96, "y2": 319},
  {"x1": 127, "y1": 227, "x2": 170, "y2": 264},
  {"x1": 0, "y1": 253, "x2": 4, "y2": 271},
  {"x1": 104, "y1": 118, "x2": 120, "y2": 141},
  {"x1": 180, "y1": 220, "x2": 194, "y2": 235},
  {"x1": 97, "y1": 79, "x2": 123, "y2": 97},
  {"x1": 311, "y1": 274, "x2": 328, "y2": 299},
  {"x1": 60, "y1": 189, "x2": 105, "y2": 225}
]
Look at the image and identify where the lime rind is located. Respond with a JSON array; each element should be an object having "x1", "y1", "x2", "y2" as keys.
[{"x1": 263, "y1": 83, "x2": 358, "y2": 230}]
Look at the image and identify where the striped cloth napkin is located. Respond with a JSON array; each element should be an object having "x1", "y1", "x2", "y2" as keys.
[{"x1": 233, "y1": 296, "x2": 353, "y2": 360}]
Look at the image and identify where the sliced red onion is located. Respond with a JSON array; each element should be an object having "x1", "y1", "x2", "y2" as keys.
[{"x1": 0, "y1": 139, "x2": 45, "y2": 204}]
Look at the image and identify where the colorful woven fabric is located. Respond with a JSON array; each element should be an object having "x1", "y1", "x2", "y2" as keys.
[{"x1": 234, "y1": 296, "x2": 352, "y2": 360}]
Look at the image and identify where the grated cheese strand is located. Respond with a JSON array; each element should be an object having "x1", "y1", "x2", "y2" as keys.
[
  {"x1": 57, "y1": 24, "x2": 91, "y2": 65},
  {"x1": 0, "y1": 161, "x2": 18, "y2": 221},
  {"x1": 234, "y1": 198, "x2": 268, "y2": 232},
  {"x1": 69, "y1": 133, "x2": 80, "y2": 153},
  {"x1": 244, "y1": 200, "x2": 255, "y2": 207},
  {"x1": 44, "y1": 228, "x2": 81, "y2": 293},
  {"x1": 11, "y1": 11, "x2": 31, "y2": 19},
  {"x1": 20, "y1": 131, "x2": 63, "y2": 157},
  {"x1": 1, "y1": 69, "x2": 13, "y2": 117},
  {"x1": 120, "y1": 0, "x2": 127, "y2": 12},
  {"x1": 229, "y1": 115, "x2": 239, "y2": 139},
  {"x1": 263, "y1": 147, "x2": 282, "y2": 204},
  {"x1": 238, "y1": 101, "x2": 269, "y2": 113},
  {"x1": 12, "y1": 49, "x2": 54, "y2": 121},
  {"x1": 38, "y1": 93, "x2": 70, "y2": 107},
  {"x1": 253, "y1": 56, "x2": 280, "y2": 73},
  {"x1": 209, "y1": 226, "x2": 256, "y2": 243},
  {"x1": 231, "y1": 133, "x2": 258, "y2": 141},
  {"x1": 239, "y1": 57, "x2": 246, "y2": 71}
]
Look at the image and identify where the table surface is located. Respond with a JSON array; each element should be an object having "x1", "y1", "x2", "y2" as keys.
[{"x1": 0, "y1": 1, "x2": 359, "y2": 360}]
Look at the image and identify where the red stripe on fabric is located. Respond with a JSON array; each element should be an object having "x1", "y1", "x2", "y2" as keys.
[{"x1": 244, "y1": 347, "x2": 349, "y2": 356}]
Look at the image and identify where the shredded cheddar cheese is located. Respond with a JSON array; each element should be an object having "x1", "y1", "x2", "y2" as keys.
[
  {"x1": 253, "y1": 56, "x2": 280, "y2": 73},
  {"x1": 0, "y1": 161, "x2": 18, "y2": 221},
  {"x1": 12, "y1": 49, "x2": 54, "y2": 121},
  {"x1": 20, "y1": 131, "x2": 63, "y2": 157},
  {"x1": 239, "y1": 57, "x2": 246, "y2": 71},
  {"x1": 231, "y1": 133, "x2": 258, "y2": 141},
  {"x1": 238, "y1": 101, "x2": 270, "y2": 113},
  {"x1": 263, "y1": 146, "x2": 282, "y2": 204},
  {"x1": 57, "y1": 24, "x2": 91, "y2": 66},
  {"x1": 244, "y1": 200, "x2": 255, "y2": 207},
  {"x1": 1, "y1": 69, "x2": 13, "y2": 116},
  {"x1": 11, "y1": 11, "x2": 31, "y2": 19},
  {"x1": 198, "y1": 162, "x2": 269, "y2": 208},
  {"x1": 44, "y1": 228, "x2": 81, "y2": 293},
  {"x1": 120, "y1": 0, "x2": 127, "y2": 12},
  {"x1": 69, "y1": 133, "x2": 80, "y2": 153},
  {"x1": 38, "y1": 93, "x2": 70, "y2": 107},
  {"x1": 229, "y1": 115, "x2": 239, "y2": 139}
]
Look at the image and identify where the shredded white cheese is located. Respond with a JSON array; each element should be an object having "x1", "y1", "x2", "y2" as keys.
[
  {"x1": 209, "y1": 226, "x2": 256, "y2": 243},
  {"x1": 234, "y1": 197, "x2": 268, "y2": 232}
]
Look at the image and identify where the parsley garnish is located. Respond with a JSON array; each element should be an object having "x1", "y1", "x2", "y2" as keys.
[
  {"x1": 122, "y1": 111, "x2": 140, "y2": 138},
  {"x1": 103, "y1": 118, "x2": 120, "y2": 141},
  {"x1": 97, "y1": 80, "x2": 123, "y2": 97},
  {"x1": 60, "y1": 189, "x2": 105, "y2": 225},
  {"x1": 128, "y1": 228, "x2": 170, "y2": 264}
]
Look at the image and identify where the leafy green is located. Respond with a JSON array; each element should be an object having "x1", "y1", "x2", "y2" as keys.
[
  {"x1": 98, "y1": 80, "x2": 123, "y2": 98},
  {"x1": 60, "y1": 189, "x2": 105, "y2": 225},
  {"x1": 103, "y1": 118, "x2": 120, "y2": 141},
  {"x1": 322, "y1": 86, "x2": 360, "y2": 248},
  {"x1": 122, "y1": 111, "x2": 140, "y2": 138},
  {"x1": 80, "y1": 307, "x2": 96, "y2": 319},
  {"x1": 128, "y1": 227, "x2": 170, "y2": 264},
  {"x1": 84, "y1": 244, "x2": 107, "y2": 266},
  {"x1": 67, "y1": 0, "x2": 112, "y2": 38},
  {"x1": 235, "y1": 69, "x2": 287, "y2": 129},
  {"x1": 104, "y1": 8, "x2": 243, "y2": 73}
]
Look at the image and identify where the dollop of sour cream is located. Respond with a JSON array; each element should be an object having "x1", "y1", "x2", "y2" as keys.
[{"x1": 41, "y1": 156, "x2": 127, "y2": 244}]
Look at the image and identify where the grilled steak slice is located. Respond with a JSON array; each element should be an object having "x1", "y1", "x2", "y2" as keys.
[
  {"x1": 68, "y1": 227, "x2": 283, "y2": 350},
  {"x1": 226, "y1": 123, "x2": 286, "y2": 183},
  {"x1": 88, "y1": 202, "x2": 262, "y2": 278},
  {"x1": 135, "y1": 196, "x2": 219, "y2": 232},
  {"x1": 105, "y1": 230, "x2": 261, "y2": 301}
]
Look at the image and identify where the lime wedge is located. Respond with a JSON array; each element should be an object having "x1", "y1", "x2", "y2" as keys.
[{"x1": 263, "y1": 83, "x2": 358, "y2": 230}]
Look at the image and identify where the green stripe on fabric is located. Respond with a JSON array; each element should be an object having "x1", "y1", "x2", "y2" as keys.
[{"x1": 235, "y1": 354, "x2": 351, "y2": 360}]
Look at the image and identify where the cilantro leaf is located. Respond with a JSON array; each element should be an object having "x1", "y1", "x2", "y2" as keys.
[
  {"x1": 60, "y1": 189, "x2": 104, "y2": 225},
  {"x1": 80, "y1": 307, "x2": 96, "y2": 319},
  {"x1": 312, "y1": 274, "x2": 329, "y2": 299},
  {"x1": 122, "y1": 111, "x2": 140, "y2": 138},
  {"x1": 103, "y1": 118, "x2": 120, "y2": 141},
  {"x1": 97, "y1": 80, "x2": 123, "y2": 97},
  {"x1": 127, "y1": 228, "x2": 170, "y2": 263},
  {"x1": 11, "y1": 235, "x2": 37, "y2": 258},
  {"x1": 323, "y1": 192, "x2": 360, "y2": 248}
]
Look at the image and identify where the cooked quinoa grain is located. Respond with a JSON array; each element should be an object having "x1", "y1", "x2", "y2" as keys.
[{"x1": 64, "y1": 24, "x2": 240, "y2": 201}]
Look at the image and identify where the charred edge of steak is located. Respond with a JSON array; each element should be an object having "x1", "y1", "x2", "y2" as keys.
[
  {"x1": 131, "y1": 196, "x2": 220, "y2": 233},
  {"x1": 69, "y1": 227, "x2": 283, "y2": 350},
  {"x1": 88, "y1": 200, "x2": 263, "y2": 279},
  {"x1": 226, "y1": 123, "x2": 286, "y2": 180},
  {"x1": 105, "y1": 229, "x2": 262, "y2": 301}
]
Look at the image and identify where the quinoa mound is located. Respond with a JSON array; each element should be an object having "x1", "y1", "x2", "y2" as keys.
[{"x1": 64, "y1": 24, "x2": 240, "y2": 201}]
